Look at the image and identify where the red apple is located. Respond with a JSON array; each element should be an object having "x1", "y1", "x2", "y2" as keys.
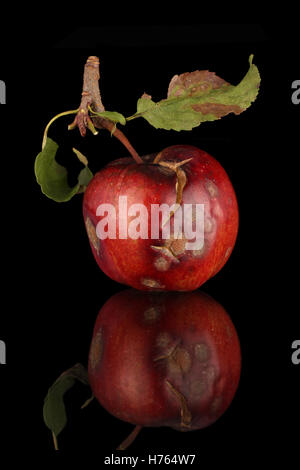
[
  {"x1": 83, "y1": 145, "x2": 238, "y2": 291},
  {"x1": 88, "y1": 289, "x2": 241, "y2": 434}
]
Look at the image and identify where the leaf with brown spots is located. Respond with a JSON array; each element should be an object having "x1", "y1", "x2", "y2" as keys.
[{"x1": 135, "y1": 55, "x2": 260, "y2": 131}]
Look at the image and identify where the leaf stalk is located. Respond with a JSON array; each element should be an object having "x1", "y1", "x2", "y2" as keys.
[{"x1": 42, "y1": 109, "x2": 79, "y2": 150}]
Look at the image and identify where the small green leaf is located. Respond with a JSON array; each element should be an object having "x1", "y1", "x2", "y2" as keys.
[
  {"x1": 56, "y1": 362, "x2": 89, "y2": 386},
  {"x1": 43, "y1": 376, "x2": 75, "y2": 439},
  {"x1": 78, "y1": 166, "x2": 93, "y2": 187},
  {"x1": 72, "y1": 147, "x2": 89, "y2": 166},
  {"x1": 34, "y1": 138, "x2": 93, "y2": 202},
  {"x1": 43, "y1": 364, "x2": 90, "y2": 448},
  {"x1": 90, "y1": 110, "x2": 126, "y2": 125},
  {"x1": 135, "y1": 55, "x2": 260, "y2": 131},
  {"x1": 72, "y1": 148, "x2": 94, "y2": 188}
]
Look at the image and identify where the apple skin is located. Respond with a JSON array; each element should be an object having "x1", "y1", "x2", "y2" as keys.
[
  {"x1": 88, "y1": 289, "x2": 241, "y2": 431},
  {"x1": 83, "y1": 145, "x2": 238, "y2": 291}
]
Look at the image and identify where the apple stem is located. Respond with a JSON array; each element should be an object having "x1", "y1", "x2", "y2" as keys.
[
  {"x1": 69, "y1": 56, "x2": 143, "y2": 165},
  {"x1": 99, "y1": 119, "x2": 143, "y2": 164},
  {"x1": 116, "y1": 425, "x2": 143, "y2": 451}
]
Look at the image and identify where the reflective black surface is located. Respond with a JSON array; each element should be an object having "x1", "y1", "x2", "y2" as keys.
[{"x1": 0, "y1": 24, "x2": 299, "y2": 463}]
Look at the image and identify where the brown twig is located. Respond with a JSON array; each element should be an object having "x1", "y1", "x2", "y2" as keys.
[
  {"x1": 69, "y1": 56, "x2": 143, "y2": 164},
  {"x1": 116, "y1": 425, "x2": 143, "y2": 451}
]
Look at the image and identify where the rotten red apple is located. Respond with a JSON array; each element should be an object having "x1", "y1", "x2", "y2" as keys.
[
  {"x1": 88, "y1": 289, "x2": 241, "y2": 442},
  {"x1": 83, "y1": 144, "x2": 238, "y2": 291}
]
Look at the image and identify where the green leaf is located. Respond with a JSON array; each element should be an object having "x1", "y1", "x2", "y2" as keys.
[
  {"x1": 34, "y1": 138, "x2": 93, "y2": 202},
  {"x1": 72, "y1": 147, "x2": 89, "y2": 166},
  {"x1": 136, "y1": 55, "x2": 260, "y2": 131},
  {"x1": 43, "y1": 364, "x2": 90, "y2": 446},
  {"x1": 90, "y1": 110, "x2": 126, "y2": 125},
  {"x1": 43, "y1": 376, "x2": 75, "y2": 438},
  {"x1": 78, "y1": 166, "x2": 93, "y2": 187}
]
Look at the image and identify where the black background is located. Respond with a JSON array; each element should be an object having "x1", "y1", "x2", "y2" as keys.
[{"x1": 0, "y1": 24, "x2": 299, "y2": 464}]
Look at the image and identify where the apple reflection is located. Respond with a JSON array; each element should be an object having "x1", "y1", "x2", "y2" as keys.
[{"x1": 88, "y1": 289, "x2": 241, "y2": 447}]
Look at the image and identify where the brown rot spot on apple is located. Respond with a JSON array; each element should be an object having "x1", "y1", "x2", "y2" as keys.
[
  {"x1": 154, "y1": 338, "x2": 179, "y2": 362},
  {"x1": 151, "y1": 245, "x2": 180, "y2": 264},
  {"x1": 195, "y1": 377, "x2": 208, "y2": 397},
  {"x1": 154, "y1": 256, "x2": 170, "y2": 272},
  {"x1": 154, "y1": 337, "x2": 191, "y2": 376},
  {"x1": 156, "y1": 332, "x2": 173, "y2": 348},
  {"x1": 190, "y1": 365, "x2": 216, "y2": 400},
  {"x1": 212, "y1": 202, "x2": 223, "y2": 219},
  {"x1": 141, "y1": 278, "x2": 165, "y2": 289},
  {"x1": 226, "y1": 324, "x2": 233, "y2": 339},
  {"x1": 194, "y1": 343, "x2": 210, "y2": 362},
  {"x1": 173, "y1": 347, "x2": 191, "y2": 374},
  {"x1": 205, "y1": 179, "x2": 219, "y2": 199},
  {"x1": 192, "y1": 245, "x2": 205, "y2": 257},
  {"x1": 164, "y1": 234, "x2": 187, "y2": 257},
  {"x1": 190, "y1": 377, "x2": 207, "y2": 398},
  {"x1": 144, "y1": 307, "x2": 160, "y2": 323},
  {"x1": 202, "y1": 365, "x2": 216, "y2": 385},
  {"x1": 204, "y1": 217, "x2": 215, "y2": 233},
  {"x1": 210, "y1": 396, "x2": 223, "y2": 416},
  {"x1": 169, "y1": 238, "x2": 186, "y2": 256},
  {"x1": 89, "y1": 328, "x2": 103, "y2": 370},
  {"x1": 85, "y1": 217, "x2": 100, "y2": 255},
  {"x1": 190, "y1": 376, "x2": 208, "y2": 400}
]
